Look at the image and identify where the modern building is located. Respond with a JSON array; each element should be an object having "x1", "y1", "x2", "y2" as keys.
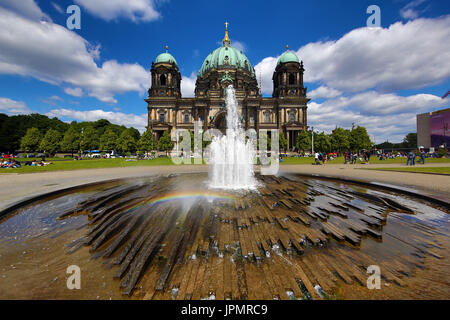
[
  {"x1": 417, "y1": 107, "x2": 450, "y2": 149},
  {"x1": 146, "y1": 24, "x2": 309, "y2": 150}
]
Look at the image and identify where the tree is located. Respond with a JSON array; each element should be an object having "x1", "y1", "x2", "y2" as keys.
[
  {"x1": 127, "y1": 127, "x2": 141, "y2": 141},
  {"x1": 279, "y1": 131, "x2": 288, "y2": 152},
  {"x1": 39, "y1": 129, "x2": 62, "y2": 154},
  {"x1": 315, "y1": 131, "x2": 331, "y2": 153},
  {"x1": 296, "y1": 130, "x2": 311, "y2": 153},
  {"x1": 92, "y1": 119, "x2": 111, "y2": 137},
  {"x1": 100, "y1": 128, "x2": 118, "y2": 151},
  {"x1": 349, "y1": 126, "x2": 372, "y2": 152},
  {"x1": 402, "y1": 133, "x2": 417, "y2": 148},
  {"x1": 157, "y1": 130, "x2": 174, "y2": 155},
  {"x1": 80, "y1": 126, "x2": 100, "y2": 152},
  {"x1": 138, "y1": 130, "x2": 156, "y2": 154},
  {"x1": 117, "y1": 130, "x2": 137, "y2": 153},
  {"x1": 20, "y1": 127, "x2": 41, "y2": 152},
  {"x1": 330, "y1": 127, "x2": 350, "y2": 152},
  {"x1": 61, "y1": 125, "x2": 81, "y2": 156}
]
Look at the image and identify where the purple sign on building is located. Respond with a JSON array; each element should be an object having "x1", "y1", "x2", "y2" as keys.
[{"x1": 430, "y1": 110, "x2": 450, "y2": 148}]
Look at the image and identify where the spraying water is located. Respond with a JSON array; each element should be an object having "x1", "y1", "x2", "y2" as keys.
[{"x1": 209, "y1": 85, "x2": 257, "y2": 190}]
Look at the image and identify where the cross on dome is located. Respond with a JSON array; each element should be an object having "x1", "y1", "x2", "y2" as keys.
[{"x1": 222, "y1": 21, "x2": 231, "y2": 46}]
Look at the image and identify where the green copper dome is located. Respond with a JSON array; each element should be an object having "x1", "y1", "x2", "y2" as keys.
[
  {"x1": 198, "y1": 46, "x2": 254, "y2": 78},
  {"x1": 155, "y1": 48, "x2": 178, "y2": 66},
  {"x1": 277, "y1": 51, "x2": 299, "y2": 66}
]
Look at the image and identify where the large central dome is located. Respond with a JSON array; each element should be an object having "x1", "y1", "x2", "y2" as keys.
[{"x1": 197, "y1": 25, "x2": 254, "y2": 78}]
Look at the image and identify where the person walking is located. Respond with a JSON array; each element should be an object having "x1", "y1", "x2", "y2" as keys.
[
  {"x1": 420, "y1": 148, "x2": 426, "y2": 164},
  {"x1": 407, "y1": 150, "x2": 415, "y2": 166},
  {"x1": 314, "y1": 152, "x2": 320, "y2": 165},
  {"x1": 352, "y1": 152, "x2": 357, "y2": 164},
  {"x1": 365, "y1": 150, "x2": 371, "y2": 164}
]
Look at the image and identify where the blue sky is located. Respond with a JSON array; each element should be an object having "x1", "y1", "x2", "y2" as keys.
[{"x1": 0, "y1": 0, "x2": 449, "y2": 143}]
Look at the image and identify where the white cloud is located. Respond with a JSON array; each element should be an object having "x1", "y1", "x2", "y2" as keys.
[
  {"x1": 253, "y1": 16, "x2": 450, "y2": 142},
  {"x1": 0, "y1": 0, "x2": 50, "y2": 21},
  {"x1": 307, "y1": 91, "x2": 448, "y2": 143},
  {"x1": 0, "y1": 98, "x2": 32, "y2": 115},
  {"x1": 254, "y1": 56, "x2": 278, "y2": 95},
  {"x1": 400, "y1": 0, "x2": 427, "y2": 20},
  {"x1": 0, "y1": 7, "x2": 150, "y2": 104},
  {"x1": 181, "y1": 72, "x2": 197, "y2": 98},
  {"x1": 64, "y1": 87, "x2": 84, "y2": 97},
  {"x1": 255, "y1": 16, "x2": 450, "y2": 95},
  {"x1": 46, "y1": 108, "x2": 148, "y2": 132},
  {"x1": 232, "y1": 40, "x2": 246, "y2": 53},
  {"x1": 340, "y1": 91, "x2": 448, "y2": 115},
  {"x1": 42, "y1": 95, "x2": 64, "y2": 106},
  {"x1": 308, "y1": 86, "x2": 342, "y2": 99},
  {"x1": 74, "y1": 0, "x2": 160, "y2": 22}
]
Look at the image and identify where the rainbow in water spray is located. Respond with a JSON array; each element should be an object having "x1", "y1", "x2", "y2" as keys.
[
  {"x1": 149, "y1": 191, "x2": 236, "y2": 205},
  {"x1": 127, "y1": 191, "x2": 236, "y2": 211}
]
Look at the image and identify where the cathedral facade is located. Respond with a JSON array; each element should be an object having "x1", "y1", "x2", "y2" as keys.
[{"x1": 146, "y1": 24, "x2": 309, "y2": 150}]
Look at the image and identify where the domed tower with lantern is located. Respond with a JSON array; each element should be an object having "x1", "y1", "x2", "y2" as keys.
[
  {"x1": 270, "y1": 45, "x2": 309, "y2": 149},
  {"x1": 146, "y1": 46, "x2": 181, "y2": 140}
]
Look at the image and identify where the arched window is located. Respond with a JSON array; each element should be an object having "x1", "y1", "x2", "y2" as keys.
[
  {"x1": 265, "y1": 113, "x2": 271, "y2": 123},
  {"x1": 289, "y1": 112, "x2": 295, "y2": 122},
  {"x1": 160, "y1": 113, "x2": 165, "y2": 123},
  {"x1": 289, "y1": 73, "x2": 296, "y2": 85},
  {"x1": 160, "y1": 74, "x2": 166, "y2": 86},
  {"x1": 184, "y1": 114, "x2": 189, "y2": 123}
]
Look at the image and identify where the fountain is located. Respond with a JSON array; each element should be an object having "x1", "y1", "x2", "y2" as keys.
[
  {"x1": 209, "y1": 85, "x2": 257, "y2": 190},
  {"x1": 0, "y1": 98, "x2": 449, "y2": 299}
]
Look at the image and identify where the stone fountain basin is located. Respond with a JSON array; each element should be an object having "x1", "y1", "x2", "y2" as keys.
[{"x1": 0, "y1": 172, "x2": 448, "y2": 300}]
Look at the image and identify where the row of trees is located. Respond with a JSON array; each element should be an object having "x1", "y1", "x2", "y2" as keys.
[
  {"x1": 375, "y1": 133, "x2": 417, "y2": 150},
  {"x1": 20, "y1": 124, "x2": 374, "y2": 155},
  {"x1": 0, "y1": 113, "x2": 69, "y2": 152},
  {"x1": 20, "y1": 125, "x2": 179, "y2": 155},
  {"x1": 295, "y1": 126, "x2": 373, "y2": 153}
]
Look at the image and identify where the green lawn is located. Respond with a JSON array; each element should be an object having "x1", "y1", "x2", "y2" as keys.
[
  {"x1": 363, "y1": 166, "x2": 450, "y2": 175},
  {"x1": 0, "y1": 157, "x2": 183, "y2": 173},
  {"x1": 1, "y1": 156, "x2": 450, "y2": 174}
]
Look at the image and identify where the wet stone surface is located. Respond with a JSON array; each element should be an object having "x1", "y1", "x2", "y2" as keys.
[{"x1": 0, "y1": 172, "x2": 448, "y2": 300}]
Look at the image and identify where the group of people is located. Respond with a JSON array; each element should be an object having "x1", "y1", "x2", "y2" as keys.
[
  {"x1": 0, "y1": 158, "x2": 21, "y2": 168},
  {"x1": 406, "y1": 149, "x2": 426, "y2": 166},
  {"x1": 314, "y1": 152, "x2": 328, "y2": 165},
  {"x1": 0, "y1": 158, "x2": 54, "y2": 169},
  {"x1": 23, "y1": 160, "x2": 52, "y2": 167},
  {"x1": 344, "y1": 150, "x2": 371, "y2": 164}
]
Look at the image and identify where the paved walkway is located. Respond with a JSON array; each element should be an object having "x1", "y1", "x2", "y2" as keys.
[
  {"x1": 280, "y1": 163, "x2": 450, "y2": 202},
  {"x1": 1, "y1": 163, "x2": 449, "y2": 212}
]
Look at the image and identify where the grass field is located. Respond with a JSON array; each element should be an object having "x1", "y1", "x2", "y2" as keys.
[
  {"x1": 0, "y1": 157, "x2": 179, "y2": 173},
  {"x1": 1, "y1": 156, "x2": 449, "y2": 174},
  {"x1": 362, "y1": 166, "x2": 450, "y2": 175}
]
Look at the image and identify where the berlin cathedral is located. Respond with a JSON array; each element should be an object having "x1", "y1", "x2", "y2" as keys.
[{"x1": 146, "y1": 23, "x2": 309, "y2": 150}]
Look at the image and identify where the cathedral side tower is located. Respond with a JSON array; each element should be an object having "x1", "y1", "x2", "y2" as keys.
[
  {"x1": 149, "y1": 46, "x2": 181, "y2": 99},
  {"x1": 272, "y1": 45, "x2": 306, "y2": 99}
]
